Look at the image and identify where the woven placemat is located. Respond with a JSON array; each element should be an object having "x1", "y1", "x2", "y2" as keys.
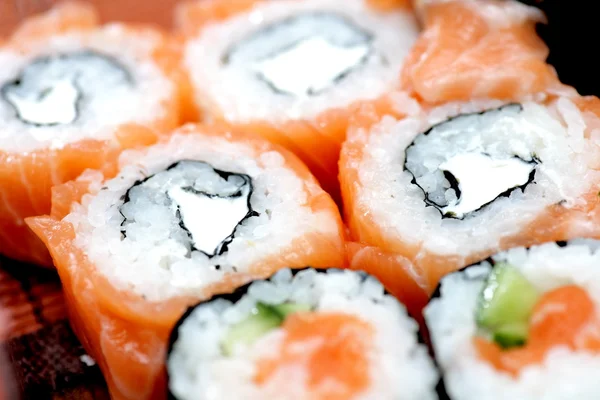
[{"x1": 0, "y1": 257, "x2": 109, "y2": 400}]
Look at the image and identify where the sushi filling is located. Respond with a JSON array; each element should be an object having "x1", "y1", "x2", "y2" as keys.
[
  {"x1": 120, "y1": 160, "x2": 257, "y2": 258},
  {"x1": 222, "y1": 301, "x2": 313, "y2": 356},
  {"x1": 1, "y1": 51, "x2": 131, "y2": 126},
  {"x1": 404, "y1": 104, "x2": 539, "y2": 219},
  {"x1": 475, "y1": 263, "x2": 540, "y2": 348},
  {"x1": 223, "y1": 13, "x2": 376, "y2": 97},
  {"x1": 474, "y1": 261, "x2": 600, "y2": 375}
]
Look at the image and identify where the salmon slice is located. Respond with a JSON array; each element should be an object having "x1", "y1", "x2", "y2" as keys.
[
  {"x1": 368, "y1": 0, "x2": 412, "y2": 11},
  {"x1": 26, "y1": 123, "x2": 346, "y2": 400},
  {"x1": 346, "y1": 242, "x2": 429, "y2": 322},
  {"x1": 0, "y1": 2, "x2": 186, "y2": 266},
  {"x1": 254, "y1": 312, "x2": 373, "y2": 400},
  {"x1": 401, "y1": 0, "x2": 561, "y2": 103},
  {"x1": 475, "y1": 285, "x2": 600, "y2": 376}
]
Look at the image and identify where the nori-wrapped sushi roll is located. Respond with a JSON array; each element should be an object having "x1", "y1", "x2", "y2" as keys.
[{"x1": 167, "y1": 268, "x2": 438, "y2": 400}]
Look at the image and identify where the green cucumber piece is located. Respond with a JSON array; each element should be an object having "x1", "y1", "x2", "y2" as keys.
[
  {"x1": 476, "y1": 262, "x2": 540, "y2": 330},
  {"x1": 221, "y1": 303, "x2": 283, "y2": 356},
  {"x1": 272, "y1": 303, "x2": 312, "y2": 318},
  {"x1": 493, "y1": 323, "x2": 529, "y2": 349}
]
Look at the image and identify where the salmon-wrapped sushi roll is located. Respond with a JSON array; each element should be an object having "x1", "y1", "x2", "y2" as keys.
[
  {"x1": 0, "y1": 2, "x2": 184, "y2": 266},
  {"x1": 175, "y1": 0, "x2": 419, "y2": 198},
  {"x1": 26, "y1": 124, "x2": 345, "y2": 400},
  {"x1": 402, "y1": 0, "x2": 562, "y2": 103},
  {"x1": 341, "y1": 96, "x2": 600, "y2": 316},
  {"x1": 426, "y1": 239, "x2": 600, "y2": 399},
  {"x1": 167, "y1": 268, "x2": 439, "y2": 400}
]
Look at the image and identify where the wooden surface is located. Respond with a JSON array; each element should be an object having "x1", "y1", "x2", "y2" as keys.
[{"x1": 0, "y1": 258, "x2": 109, "y2": 400}]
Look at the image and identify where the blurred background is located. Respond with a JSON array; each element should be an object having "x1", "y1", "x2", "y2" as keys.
[{"x1": 0, "y1": 0, "x2": 183, "y2": 35}]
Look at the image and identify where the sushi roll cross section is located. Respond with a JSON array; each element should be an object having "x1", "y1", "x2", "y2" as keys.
[
  {"x1": 167, "y1": 268, "x2": 439, "y2": 400},
  {"x1": 0, "y1": 2, "x2": 183, "y2": 266},
  {"x1": 404, "y1": 104, "x2": 539, "y2": 220},
  {"x1": 26, "y1": 124, "x2": 345, "y2": 400},
  {"x1": 176, "y1": 0, "x2": 418, "y2": 198},
  {"x1": 426, "y1": 240, "x2": 600, "y2": 399},
  {"x1": 222, "y1": 12, "x2": 376, "y2": 98},
  {"x1": 120, "y1": 161, "x2": 257, "y2": 258},
  {"x1": 1, "y1": 50, "x2": 131, "y2": 126},
  {"x1": 341, "y1": 96, "x2": 600, "y2": 301}
]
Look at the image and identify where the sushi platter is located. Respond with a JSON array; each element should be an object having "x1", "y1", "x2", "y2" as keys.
[{"x1": 1, "y1": 1, "x2": 599, "y2": 399}]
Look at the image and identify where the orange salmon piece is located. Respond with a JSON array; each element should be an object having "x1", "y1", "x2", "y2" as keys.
[
  {"x1": 26, "y1": 124, "x2": 346, "y2": 400},
  {"x1": 475, "y1": 285, "x2": 598, "y2": 376},
  {"x1": 255, "y1": 312, "x2": 373, "y2": 400},
  {"x1": 401, "y1": 0, "x2": 560, "y2": 103},
  {"x1": 346, "y1": 242, "x2": 429, "y2": 321},
  {"x1": 367, "y1": 0, "x2": 412, "y2": 11},
  {"x1": 0, "y1": 2, "x2": 185, "y2": 266}
]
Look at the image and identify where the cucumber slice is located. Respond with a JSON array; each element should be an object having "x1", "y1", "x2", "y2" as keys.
[
  {"x1": 476, "y1": 262, "x2": 540, "y2": 330},
  {"x1": 272, "y1": 303, "x2": 312, "y2": 318},
  {"x1": 493, "y1": 323, "x2": 529, "y2": 349},
  {"x1": 221, "y1": 303, "x2": 283, "y2": 356}
]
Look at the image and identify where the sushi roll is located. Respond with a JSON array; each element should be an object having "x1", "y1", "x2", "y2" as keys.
[
  {"x1": 401, "y1": 0, "x2": 562, "y2": 103},
  {"x1": 26, "y1": 124, "x2": 346, "y2": 400},
  {"x1": 425, "y1": 239, "x2": 600, "y2": 399},
  {"x1": 340, "y1": 95, "x2": 600, "y2": 313},
  {"x1": 0, "y1": 2, "x2": 184, "y2": 266},
  {"x1": 167, "y1": 267, "x2": 439, "y2": 400},
  {"x1": 175, "y1": 0, "x2": 419, "y2": 198}
]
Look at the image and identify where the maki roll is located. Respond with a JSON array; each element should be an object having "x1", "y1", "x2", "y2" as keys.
[
  {"x1": 167, "y1": 268, "x2": 439, "y2": 400},
  {"x1": 401, "y1": 0, "x2": 562, "y2": 103},
  {"x1": 425, "y1": 239, "x2": 600, "y2": 399},
  {"x1": 175, "y1": 0, "x2": 419, "y2": 198},
  {"x1": 26, "y1": 124, "x2": 345, "y2": 400},
  {"x1": 340, "y1": 95, "x2": 600, "y2": 313},
  {"x1": 0, "y1": 2, "x2": 184, "y2": 266}
]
